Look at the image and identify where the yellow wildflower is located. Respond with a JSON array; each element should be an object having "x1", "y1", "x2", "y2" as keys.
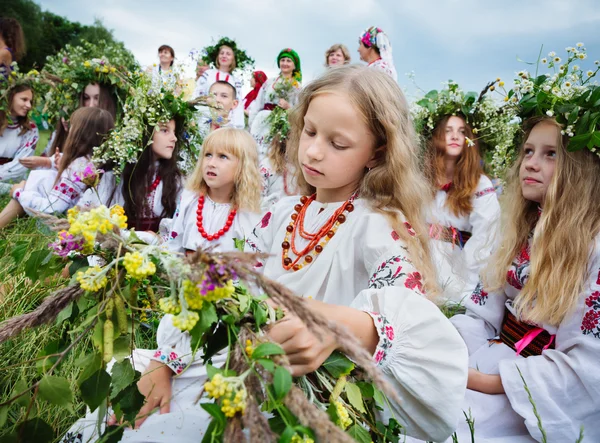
[
  {"x1": 499, "y1": 81, "x2": 505, "y2": 87},
  {"x1": 76, "y1": 266, "x2": 108, "y2": 292},
  {"x1": 110, "y1": 67, "x2": 116, "y2": 73},
  {"x1": 245, "y1": 339, "x2": 254, "y2": 357},
  {"x1": 171, "y1": 310, "x2": 199, "y2": 331},
  {"x1": 183, "y1": 279, "x2": 203, "y2": 309},
  {"x1": 84, "y1": 61, "x2": 91, "y2": 68},
  {"x1": 102, "y1": 67, "x2": 109, "y2": 73},
  {"x1": 333, "y1": 400, "x2": 352, "y2": 429},
  {"x1": 123, "y1": 251, "x2": 156, "y2": 279},
  {"x1": 158, "y1": 297, "x2": 181, "y2": 315}
]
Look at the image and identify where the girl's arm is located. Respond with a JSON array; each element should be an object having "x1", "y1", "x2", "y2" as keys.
[
  {"x1": 248, "y1": 82, "x2": 268, "y2": 128},
  {"x1": 15, "y1": 156, "x2": 88, "y2": 215},
  {"x1": 0, "y1": 126, "x2": 39, "y2": 182}
]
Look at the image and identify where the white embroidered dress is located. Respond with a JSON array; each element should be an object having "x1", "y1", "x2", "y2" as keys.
[
  {"x1": 248, "y1": 76, "x2": 301, "y2": 162},
  {"x1": 439, "y1": 234, "x2": 600, "y2": 443},
  {"x1": 259, "y1": 157, "x2": 299, "y2": 212},
  {"x1": 62, "y1": 196, "x2": 468, "y2": 442},
  {"x1": 0, "y1": 123, "x2": 39, "y2": 190},
  {"x1": 428, "y1": 175, "x2": 500, "y2": 303},
  {"x1": 193, "y1": 69, "x2": 244, "y2": 129},
  {"x1": 13, "y1": 156, "x2": 89, "y2": 215},
  {"x1": 368, "y1": 58, "x2": 398, "y2": 82}
]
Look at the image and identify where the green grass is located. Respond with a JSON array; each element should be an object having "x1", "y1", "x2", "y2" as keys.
[{"x1": 0, "y1": 200, "x2": 156, "y2": 441}]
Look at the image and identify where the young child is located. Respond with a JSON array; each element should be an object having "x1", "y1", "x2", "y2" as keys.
[
  {"x1": 166, "y1": 127, "x2": 261, "y2": 254},
  {"x1": 0, "y1": 83, "x2": 39, "y2": 194},
  {"x1": 0, "y1": 107, "x2": 114, "y2": 228},
  {"x1": 202, "y1": 80, "x2": 239, "y2": 132},
  {"x1": 59, "y1": 65, "x2": 467, "y2": 443},
  {"x1": 78, "y1": 117, "x2": 184, "y2": 234},
  {"x1": 442, "y1": 115, "x2": 600, "y2": 442},
  {"x1": 424, "y1": 114, "x2": 501, "y2": 302}
]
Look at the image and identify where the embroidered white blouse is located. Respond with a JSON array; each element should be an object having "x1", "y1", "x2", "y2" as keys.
[{"x1": 0, "y1": 123, "x2": 39, "y2": 183}]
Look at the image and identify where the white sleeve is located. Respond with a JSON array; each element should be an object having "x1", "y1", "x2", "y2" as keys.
[
  {"x1": 462, "y1": 177, "x2": 501, "y2": 290},
  {"x1": 248, "y1": 82, "x2": 267, "y2": 127},
  {"x1": 149, "y1": 315, "x2": 195, "y2": 375},
  {"x1": 0, "y1": 127, "x2": 38, "y2": 182},
  {"x1": 499, "y1": 243, "x2": 600, "y2": 442},
  {"x1": 349, "y1": 219, "x2": 468, "y2": 441},
  {"x1": 16, "y1": 156, "x2": 88, "y2": 214},
  {"x1": 193, "y1": 70, "x2": 210, "y2": 99},
  {"x1": 165, "y1": 190, "x2": 195, "y2": 253}
]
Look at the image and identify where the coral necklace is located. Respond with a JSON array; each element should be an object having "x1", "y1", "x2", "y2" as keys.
[
  {"x1": 196, "y1": 195, "x2": 237, "y2": 241},
  {"x1": 148, "y1": 176, "x2": 161, "y2": 194},
  {"x1": 281, "y1": 194, "x2": 355, "y2": 272}
]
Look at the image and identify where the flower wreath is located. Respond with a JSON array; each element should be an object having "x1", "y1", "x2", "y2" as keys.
[
  {"x1": 496, "y1": 42, "x2": 600, "y2": 158},
  {"x1": 412, "y1": 80, "x2": 519, "y2": 178},
  {"x1": 40, "y1": 40, "x2": 138, "y2": 124},
  {"x1": 92, "y1": 72, "x2": 224, "y2": 177},
  {"x1": 0, "y1": 64, "x2": 44, "y2": 120},
  {"x1": 201, "y1": 37, "x2": 255, "y2": 73}
]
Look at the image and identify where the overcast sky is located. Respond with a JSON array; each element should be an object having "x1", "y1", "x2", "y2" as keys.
[{"x1": 38, "y1": 0, "x2": 600, "y2": 99}]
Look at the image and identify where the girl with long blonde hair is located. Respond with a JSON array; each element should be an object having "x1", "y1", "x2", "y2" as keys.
[
  {"x1": 166, "y1": 127, "x2": 261, "y2": 254},
  {"x1": 447, "y1": 116, "x2": 600, "y2": 442},
  {"x1": 423, "y1": 112, "x2": 501, "y2": 302}
]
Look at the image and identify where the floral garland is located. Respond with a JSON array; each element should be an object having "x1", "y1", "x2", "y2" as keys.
[
  {"x1": 201, "y1": 36, "x2": 255, "y2": 73},
  {"x1": 92, "y1": 72, "x2": 224, "y2": 177},
  {"x1": 496, "y1": 42, "x2": 600, "y2": 157},
  {"x1": 40, "y1": 40, "x2": 138, "y2": 123},
  {"x1": 0, "y1": 64, "x2": 44, "y2": 120},
  {"x1": 412, "y1": 80, "x2": 519, "y2": 178}
]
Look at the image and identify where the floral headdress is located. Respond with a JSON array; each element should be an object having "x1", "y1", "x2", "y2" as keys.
[
  {"x1": 92, "y1": 72, "x2": 222, "y2": 176},
  {"x1": 496, "y1": 42, "x2": 600, "y2": 157},
  {"x1": 40, "y1": 40, "x2": 138, "y2": 123},
  {"x1": 412, "y1": 80, "x2": 519, "y2": 178},
  {"x1": 359, "y1": 26, "x2": 394, "y2": 64},
  {"x1": 201, "y1": 37, "x2": 254, "y2": 73},
  {"x1": 277, "y1": 48, "x2": 302, "y2": 82},
  {"x1": 360, "y1": 26, "x2": 383, "y2": 48}
]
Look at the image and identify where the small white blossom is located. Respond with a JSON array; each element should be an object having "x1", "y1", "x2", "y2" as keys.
[{"x1": 546, "y1": 110, "x2": 554, "y2": 117}]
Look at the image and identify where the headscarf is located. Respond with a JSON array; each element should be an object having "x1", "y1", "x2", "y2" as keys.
[
  {"x1": 243, "y1": 70, "x2": 268, "y2": 109},
  {"x1": 359, "y1": 26, "x2": 394, "y2": 64},
  {"x1": 277, "y1": 48, "x2": 302, "y2": 81}
]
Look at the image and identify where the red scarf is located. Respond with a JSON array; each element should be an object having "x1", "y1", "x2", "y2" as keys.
[{"x1": 243, "y1": 71, "x2": 268, "y2": 109}]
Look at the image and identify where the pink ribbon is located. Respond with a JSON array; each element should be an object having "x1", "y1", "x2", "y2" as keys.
[{"x1": 514, "y1": 327, "x2": 555, "y2": 356}]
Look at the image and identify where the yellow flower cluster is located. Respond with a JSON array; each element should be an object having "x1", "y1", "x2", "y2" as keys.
[
  {"x1": 171, "y1": 310, "x2": 199, "y2": 331},
  {"x1": 334, "y1": 400, "x2": 352, "y2": 430},
  {"x1": 123, "y1": 251, "x2": 156, "y2": 279},
  {"x1": 244, "y1": 339, "x2": 254, "y2": 358},
  {"x1": 76, "y1": 266, "x2": 108, "y2": 292},
  {"x1": 203, "y1": 278, "x2": 235, "y2": 302},
  {"x1": 183, "y1": 279, "x2": 203, "y2": 309},
  {"x1": 291, "y1": 435, "x2": 314, "y2": 443},
  {"x1": 67, "y1": 205, "x2": 127, "y2": 252},
  {"x1": 158, "y1": 297, "x2": 181, "y2": 315},
  {"x1": 204, "y1": 374, "x2": 247, "y2": 418}
]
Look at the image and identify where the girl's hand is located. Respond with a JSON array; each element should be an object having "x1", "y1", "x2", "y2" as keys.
[
  {"x1": 267, "y1": 311, "x2": 338, "y2": 376},
  {"x1": 278, "y1": 98, "x2": 290, "y2": 110},
  {"x1": 108, "y1": 360, "x2": 172, "y2": 428},
  {"x1": 19, "y1": 156, "x2": 51, "y2": 169},
  {"x1": 467, "y1": 368, "x2": 505, "y2": 394}
]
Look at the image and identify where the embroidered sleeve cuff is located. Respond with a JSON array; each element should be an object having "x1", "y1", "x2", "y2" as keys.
[
  {"x1": 150, "y1": 348, "x2": 187, "y2": 375},
  {"x1": 366, "y1": 311, "x2": 395, "y2": 368},
  {"x1": 13, "y1": 188, "x2": 23, "y2": 200}
]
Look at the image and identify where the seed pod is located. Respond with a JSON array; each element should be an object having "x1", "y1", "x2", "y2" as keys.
[
  {"x1": 103, "y1": 319, "x2": 114, "y2": 363},
  {"x1": 114, "y1": 295, "x2": 128, "y2": 334},
  {"x1": 105, "y1": 297, "x2": 114, "y2": 319},
  {"x1": 146, "y1": 286, "x2": 156, "y2": 306}
]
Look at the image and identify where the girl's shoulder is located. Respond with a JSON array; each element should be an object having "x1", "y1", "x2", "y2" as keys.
[{"x1": 474, "y1": 175, "x2": 496, "y2": 198}]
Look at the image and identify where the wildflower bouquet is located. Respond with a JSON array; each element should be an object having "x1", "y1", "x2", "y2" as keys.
[
  {"x1": 263, "y1": 77, "x2": 300, "y2": 152},
  {"x1": 497, "y1": 42, "x2": 600, "y2": 157},
  {"x1": 412, "y1": 80, "x2": 519, "y2": 178},
  {"x1": 0, "y1": 205, "x2": 405, "y2": 442}
]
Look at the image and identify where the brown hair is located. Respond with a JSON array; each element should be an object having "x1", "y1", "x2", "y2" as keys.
[
  {"x1": 424, "y1": 114, "x2": 483, "y2": 217},
  {"x1": 215, "y1": 44, "x2": 237, "y2": 71},
  {"x1": 324, "y1": 44, "x2": 351, "y2": 67},
  {"x1": 0, "y1": 83, "x2": 34, "y2": 136},
  {"x1": 158, "y1": 45, "x2": 175, "y2": 66},
  {"x1": 484, "y1": 116, "x2": 600, "y2": 326},
  {"x1": 0, "y1": 17, "x2": 25, "y2": 62},
  {"x1": 55, "y1": 107, "x2": 114, "y2": 184}
]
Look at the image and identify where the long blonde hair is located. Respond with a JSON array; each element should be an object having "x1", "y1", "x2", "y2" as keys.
[
  {"x1": 484, "y1": 117, "x2": 600, "y2": 326},
  {"x1": 187, "y1": 127, "x2": 261, "y2": 212},
  {"x1": 287, "y1": 65, "x2": 439, "y2": 297}
]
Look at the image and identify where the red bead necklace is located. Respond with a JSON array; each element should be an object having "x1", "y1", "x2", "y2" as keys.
[
  {"x1": 281, "y1": 194, "x2": 355, "y2": 272},
  {"x1": 148, "y1": 176, "x2": 161, "y2": 194},
  {"x1": 196, "y1": 194, "x2": 237, "y2": 241}
]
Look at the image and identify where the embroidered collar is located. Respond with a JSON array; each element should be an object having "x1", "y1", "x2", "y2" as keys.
[{"x1": 440, "y1": 182, "x2": 452, "y2": 192}]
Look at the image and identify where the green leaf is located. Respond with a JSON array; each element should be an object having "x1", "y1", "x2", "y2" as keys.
[
  {"x1": 346, "y1": 424, "x2": 371, "y2": 443},
  {"x1": 190, "y1": 303, "x2": 218, "y2": 350},
  {"x1": 110, "y1": 359, "x2": 136, "y2": 399},
  {"x1": 355, "y1": 381, "x2": 374, "y2": 399},
  {"x1": 24, "y1": 250, "x2": 53, "y2": 281},
  {"x1": 322, "y1": 351, "x2": 355, "y2": 378},
  {"x1": 201, "y1": 403, "x2": 226, "y2": 427},
  {"x1": 36, "y1": 339, "x2": 63, "y2": 374},
  {"x1": 55, "y1": 301, "x2": 74, "y2": 325},
  {"x1": 112, "y1": 335, "x2": 132, "y2": 362},
  {"x1": 252, "y1": 342, "x2": 285, "y2": 360},
  {"x1": 98, "y1": 425, "x2": 125, "y2": 443},
  {"x1": 567, "y1": 133, "x2": 592, "y2": 151},
  {"x1": 113, "y1": 383, "x2": 145, "y2": 423},
  {"x1": 232, "y1": 237, "x2": 245, "y2": 252},
  {"x1": 38, "y1": 375, "x2": 73, "y2": 407},
  {"x1": 279, "y1": 425, "x2": 296, "y2": 443},
  {"x1": 13, "y1": 379, "x2": 30, "y2": 408},
  {"x1": 76, "y1": 352, "x2": 102, "y2": 385},
  {"x1": 344, "y1": 382, "x2": 366, "y2": 414},
  {"x1": 373, "y1": 387, "x2": 386, "y2": 408},
  {"x1": 257, "y1": 358, "x2": 275, "y2": 373},
  {"x1": 18, "y1": 418, "x2": 54, "y2": 443},
  {"x1": 10, "y1": 241, "x2": 29, "y2": 264},
  {"x1": 79, "y1": 369, "x2": 111, "y2": 412},
  {"x1": 201, "y1": 418, "x2": 224, "y2": 443},
  {"x1": 253, "y1": 303, "x2": 267, "y2": 329},
  {"x1": 237, "y1": 293, "x2": 250, "y2": 313},
  {"x1": 273, "y1": 366, "x2": 292, "y2": 400},
  {"x1": 0, "y1": 405, "x2": 8, "y2": 428}
]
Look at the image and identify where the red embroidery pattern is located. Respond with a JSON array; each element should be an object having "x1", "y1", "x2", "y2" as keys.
[
  {"x1": 405, "y1": 272, "x2": 424, "y2": 292},
  {"x1": 152, "y1": 349, "x2": 186, "y2": 374},
  {"x1": 368, "y1": 312, "x2": 394, "y2": 366},
  {"x1": 261, "y1": 212, "x2": 272, "y2": 228},
  {"x1": 475, "y1": 187, "x2": 496, "y2": 198},
  {"x1": 470, "y1": 281, "x2": 489, "y2": 306},
  {"x1": 53, "y1": 181, "x2": 80, "y2": 203},
  {"x1": 582, "y1": 290, "x2": 600, "y2": 338},
  {"x1": 506, "y1": 244, "x2": 531, "y2": 290}
]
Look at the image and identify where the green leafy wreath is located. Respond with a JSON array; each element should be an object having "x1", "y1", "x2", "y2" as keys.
[{"x1": 201, "y1": 37, "x2": 255, "y2": 73}]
